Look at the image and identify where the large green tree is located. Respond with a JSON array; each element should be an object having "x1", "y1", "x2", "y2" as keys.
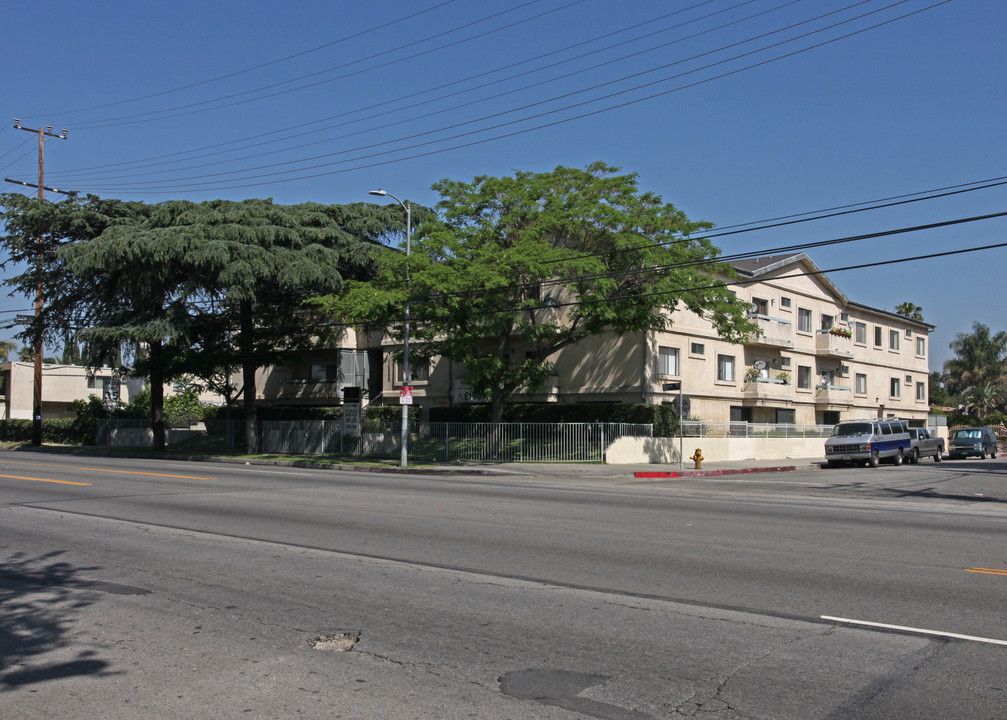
[
  {"x1": 325, "y1": 163, "x2": 756, "y2": 424},
  {"x1": 943, "y1": 321, "x2": 1007, "y2": 401},
  {"x1": 61, "y1": 198, "x2": 403, "y2": 452}
]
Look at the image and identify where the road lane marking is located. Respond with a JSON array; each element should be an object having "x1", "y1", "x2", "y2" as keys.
[
  {"x1": 966, "y1": 567, "x2": 1007, "y2": 576},
  {"x1": 821, "y1": 616, "x2": 1007, "y2": 646},
  {"x1": 0, "y1": 461, "x2": 213, "y2": 481},
  {"x1": 0, "y1": 473, "x2": 92, "y2": 486}
]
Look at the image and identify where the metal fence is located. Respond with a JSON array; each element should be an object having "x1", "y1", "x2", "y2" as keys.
[
  {"x1": 680, "y1": 421, "x2": 833, "y2": 439},
  {"x1": 96, "y1": 419, "x2": 653, "y2": 463}
]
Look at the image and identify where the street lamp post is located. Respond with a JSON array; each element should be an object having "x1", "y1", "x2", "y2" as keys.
[{"x1": 369, "y1": 189, "x2": 411, "y2": 468}]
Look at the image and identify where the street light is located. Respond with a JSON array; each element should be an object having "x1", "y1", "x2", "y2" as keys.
[{"x1": 369, "y1": 189, "x2": 412, "y2": 468}]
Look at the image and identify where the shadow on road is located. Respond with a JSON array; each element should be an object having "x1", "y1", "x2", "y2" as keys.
[{"x1": 0, "y1": 551, "x2": 120, "y2": 690}]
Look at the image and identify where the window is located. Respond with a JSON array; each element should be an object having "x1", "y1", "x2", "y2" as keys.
[
  {"x1": 717, "y1": 354, "x2": 735, "y2": 382},
  {"x1": 855, "y1": 373, "x2": 867, "y2": 394},
  {"x1": 750, "y1": 297, "x2": 768, "y2": 315},
  {"x1": 776, "y1": 409, "x2": 796, "y2": 424},
  {"x1": 916, "y1": 382, "x2": 926, "y2": 401},
  {"x1": 905, "y1": 328, "x2": 913, "y2": 338},
  {"x1": 658, "y1": 346, "x2": 679, "y2": 376},
  {"x1": 780, "y1": 296, "x2": 792, "y2": 310},
  {"x1": 855, "y1": 322, "x2": 867, "y2": 344},
  {"x1": 916, "y1": 337, "x2": 926, "y2": 356},
  {"x1": 690, "y1": 342, "x2": 705, "y2": 356},
  {"x1": 890, "y1": 377, "x2": 901, "y2": 397},
  {"x1": 821, "y1": 314, "x2": 834, "y2": 331},
  {"x1": 874, "y1": 326, "x2": 883, "y2": 347},
  {"x1": 798, "y1": 308, "x2": 812, "y2": 333},
  {"x1": 780, "y1": 356, "x2": 791, "y2": 368},
  {"x1": 905, "y1": 374, "x2": 912, "y2": 385},
  {"x1": 889, "y1": 330, "x2": 899, "y2": 351},
  {"x1": 311, "y1": 364, "x2": 340, "y2": 382},
  {"x1": 397, "y1": 362, "x2": 430, "y2": 383},
  {"x1": 797, "y1": 366, "x2": 812, "y2": 389}
]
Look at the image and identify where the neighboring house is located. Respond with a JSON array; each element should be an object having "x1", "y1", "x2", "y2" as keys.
[
  {"x1": 1, "y1": 362, "x2": 132, "y2": 420},
  {"x1": 252, "y1": 253, "x2": 936, "y2": 426}
]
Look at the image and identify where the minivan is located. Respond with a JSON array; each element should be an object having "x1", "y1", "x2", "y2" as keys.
[
  {"x1": 825, "y1": 419, "x2": 911, "y2": 468},
  {"x1": 947, "y1": 427, "x2": 999, "y2": 459}
]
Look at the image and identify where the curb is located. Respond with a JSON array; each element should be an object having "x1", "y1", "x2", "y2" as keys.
[{"x1": 635, "y1": 465, "x2": 800, "y2": 479}]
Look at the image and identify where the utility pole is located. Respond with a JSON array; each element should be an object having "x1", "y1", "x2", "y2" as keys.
[{"x1": 6, "y1": 118, "x2": 68, "y2": 446}]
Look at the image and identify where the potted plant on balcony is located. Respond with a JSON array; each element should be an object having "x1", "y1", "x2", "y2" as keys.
[
  {"x1": 776, "y1": 371, "x2": 790, "y2": 385},
  {"x1": 744, "y1": 367, "x2": 762, "y2": 383},
  {"x1": 829, "y1": 325, "x2": 852, "y2": 338}
]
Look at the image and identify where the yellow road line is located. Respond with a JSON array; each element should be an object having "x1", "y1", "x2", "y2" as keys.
[
  {"x1": 0, "y1": 473, "x2": 92, "y2": 486},
  {"x1": 966, "y1": 567, "x2": 1007, "y2": 576},
  {"x1": 0, "y1": 461, "x2": 213, "y2": 481}
]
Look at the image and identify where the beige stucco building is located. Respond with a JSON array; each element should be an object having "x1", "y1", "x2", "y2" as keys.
[
  {"x1": 0, "y1": 362, "x2": 135, "y2": 419},
  {"x1": 255, "y1": 253, "x2": 933, "y2": 426}
]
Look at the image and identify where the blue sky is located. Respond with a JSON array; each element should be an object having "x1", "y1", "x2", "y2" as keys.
[{"x1": 1, "y1": 0, "x2": 1004, "y2": 368}]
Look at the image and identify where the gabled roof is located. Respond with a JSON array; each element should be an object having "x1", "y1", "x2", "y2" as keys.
[{"x1": 729, "y1": 252, "x2": 934, "y2": 330}]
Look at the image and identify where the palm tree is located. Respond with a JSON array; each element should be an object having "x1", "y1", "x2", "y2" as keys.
[
  {"x1": 895, "y1": 302, "x2": 924, "y2": 321},
  {"x1": 963, "y1": 382, "x2": 1003, "y2": 417},
  {"x1": 944, "y1": 322, "x2": 1007, "y2": 396},
  {"x1": 0, "y1": 339, "x2": 17, "y2": 362}
]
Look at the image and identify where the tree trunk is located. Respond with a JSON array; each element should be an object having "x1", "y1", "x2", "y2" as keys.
[
  {"x1": 148, "y1": 339, "x2": 166, "y2": 451},
  {"x1": 240, "y1": 300, "x2": 259, "y2": 454}
]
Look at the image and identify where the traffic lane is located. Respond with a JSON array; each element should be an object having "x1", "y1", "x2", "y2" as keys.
[
  {"x1": 8, "y1": 459, "x2": 1007, "y2": 645},
  {"x1": 0, "y1": 506, "x2": 970, "y2": 720}
]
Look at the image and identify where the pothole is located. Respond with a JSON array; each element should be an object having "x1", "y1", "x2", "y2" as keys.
[{"x1": 308, "y1": 632, "x2": 361, "y2": 652}]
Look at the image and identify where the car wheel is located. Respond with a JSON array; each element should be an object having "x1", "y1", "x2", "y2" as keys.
[
  {"x1": 909, "y1": 448, "x2": 919, "y2": 464},
  {"x1": 868, "y1": 450, "x2": 880, "y2": 468},
  {"x1": 893, "y1": 449, "x2": 904, "y2": 466},
  {"x1": 934, "y1": 450, "x2": 942, "y2": 462},
  {"x1": 993, "y1": 446, "x2": 999, "y2": 459},
  {"x1": 980, "y1": 445, "x2": 987, "y2": 460}
]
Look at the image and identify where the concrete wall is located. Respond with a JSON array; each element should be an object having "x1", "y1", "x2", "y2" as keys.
[{"x1": 605, "y1": 436, "x2": 826, "y2": 464}]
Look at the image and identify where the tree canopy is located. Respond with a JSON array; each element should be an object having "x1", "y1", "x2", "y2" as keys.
[
  {"x1": 943, "y1": 321, "x2": 1007, "y2": 405},
  {"x1": 323, "y1": 162, "x2": 756, "y2": 422}
]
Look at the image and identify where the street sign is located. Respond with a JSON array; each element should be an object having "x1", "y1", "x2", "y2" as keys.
[
  {"x1": 662, "y1": 382, "x2": 681, "y2": 391},
  {"x1": 399, "y1": 385, "x2": 413, "y2": 405}
]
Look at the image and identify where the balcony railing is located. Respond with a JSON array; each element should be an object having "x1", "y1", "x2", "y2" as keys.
[{"x1": 814, "y1": 329, "x2": 854, "y2": 358}]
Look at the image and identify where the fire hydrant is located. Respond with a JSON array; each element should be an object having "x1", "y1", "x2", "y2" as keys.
[{"x1": 690, "y1": 448, "x2": 704, "y2": 470}]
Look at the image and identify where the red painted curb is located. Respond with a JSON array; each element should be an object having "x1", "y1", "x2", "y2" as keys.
[{"x1": 634, "y1": 465, "x2": 798, "y2": 479}]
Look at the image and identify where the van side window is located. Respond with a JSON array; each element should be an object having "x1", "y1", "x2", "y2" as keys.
[{"x1": 881, "y1": 424, "x2": 892, "y2": 435}]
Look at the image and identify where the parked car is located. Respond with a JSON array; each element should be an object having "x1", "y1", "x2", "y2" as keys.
[
  {"x1": 907, "y1": 427, "x2": 944, "y2": 463},
  {"x1": 824, "y1": 419, "x2": 911, "y2": 468},
  {"x1": 947, "y1": 427, "x2": 999, "y2": 459}
]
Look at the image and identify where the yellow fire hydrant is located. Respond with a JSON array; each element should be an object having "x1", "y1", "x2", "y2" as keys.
[{"x1": 690, "y1": 448, "x2": 704, "y2": 470}]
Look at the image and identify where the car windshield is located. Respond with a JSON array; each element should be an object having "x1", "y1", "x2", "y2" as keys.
[
  {"x1": 953, "y1": 429, "x2": 982, "y2": 440},
  {"x1": 831, "y1": 422, "x2": 873, "y2": 437}
]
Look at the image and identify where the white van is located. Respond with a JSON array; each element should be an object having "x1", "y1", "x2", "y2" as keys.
[{"x1": 824, "y1": 419, "x2": 911, "y2": 468}]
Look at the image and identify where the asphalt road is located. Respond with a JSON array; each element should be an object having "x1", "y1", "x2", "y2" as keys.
[{"x1": 1, "y1": 450, "x2": 1005, "y2": 719}]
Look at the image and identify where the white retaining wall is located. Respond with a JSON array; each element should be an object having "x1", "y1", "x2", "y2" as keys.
[{"x1": 605, "y1": 436, "x2": 826, "y2": 464}]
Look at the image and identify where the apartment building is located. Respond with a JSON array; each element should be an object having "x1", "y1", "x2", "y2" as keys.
[{"x1": 254, "y1": 253, "x2": 932, "y2": 426}]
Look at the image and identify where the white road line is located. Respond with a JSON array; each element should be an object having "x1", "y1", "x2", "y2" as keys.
[{"x1": 821, "y1": 616, "x2": 1007, "y2": 646}]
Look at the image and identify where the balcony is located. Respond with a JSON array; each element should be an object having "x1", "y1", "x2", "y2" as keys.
[
  {"x1": 815, "y1": 383, "x2": 853, "y2": 408},
  {"x1": 742, "y1": 377, "x2": 791, "y2": 406},
  {"x1": 815, "y1": 329, "x2": 854, "y2": 358},
  {"x1": 746, "y1": 314, "x2": 794, "y2": 349}
]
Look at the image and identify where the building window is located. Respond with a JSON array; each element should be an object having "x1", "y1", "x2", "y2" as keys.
[
  {"x1": 776, "y1": 409, "x2": 796, "y2": 424},
  {"x1": 889, "y1": 330, "x2": 899, "y2": 351},
  {"x1": 905, "y1": 374, "x2": 912, "y2": 385},
  {"x1": 916, "y1": 382, "x2": 926, "y2": 401},
  {"x1": 797, "y1": 366, "x2": 812, "y2": 389},
  {"x1": 855, "y1": 373, "x2": 867, "y2": 394},
  {"x1": 798, "y1": 308, "x2": 812, "y2": 333},
  {"x1": 690, "y1": 342, "x2": 705, "y2": 356},
  {"x1": 780, "y1": 296, "x2": 792, "y2": 310},
  {"x1": 780, "y1": 356, "x2": 791, "y2": 368},
  {"x1": 874, "y1": 326, "x2": 883, "y2": 347},
  {"x1": 396, "y1": 362, "x2": 430, "y2": 384},
  {"x1": 717, "y1": 354, "x2": 735, "y2": 382},
  {"x1": 916, "y1": 337, "x2": 926, "y2": 356},
  {"x1": 905, "y1": 328, "x2": 913, "y2": 339},
  {"x1": 658, "y1": 346, "x2": 679, "y2": 376},
  {"x1": 750, "y1": 297, "x2": 768, "y2": 316},
  {"x1": 890, "y1": 377, "x2": 901, "y2": 397},
  {"x1": 855, "y1": 322, "x2": 867, "y2": 344},
  {"x1": 821, "y1": 314, "x2": 834, "y2": 331}
]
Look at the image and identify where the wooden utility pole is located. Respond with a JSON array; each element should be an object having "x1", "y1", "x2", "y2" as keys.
[{"x1": 6, "y1": 119, "x2": 68, "y2": 446}]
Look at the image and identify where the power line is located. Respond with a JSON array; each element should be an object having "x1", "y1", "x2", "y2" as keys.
[{"x1": 61, "y1": 0, "x2": 948, "y2": 195}]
